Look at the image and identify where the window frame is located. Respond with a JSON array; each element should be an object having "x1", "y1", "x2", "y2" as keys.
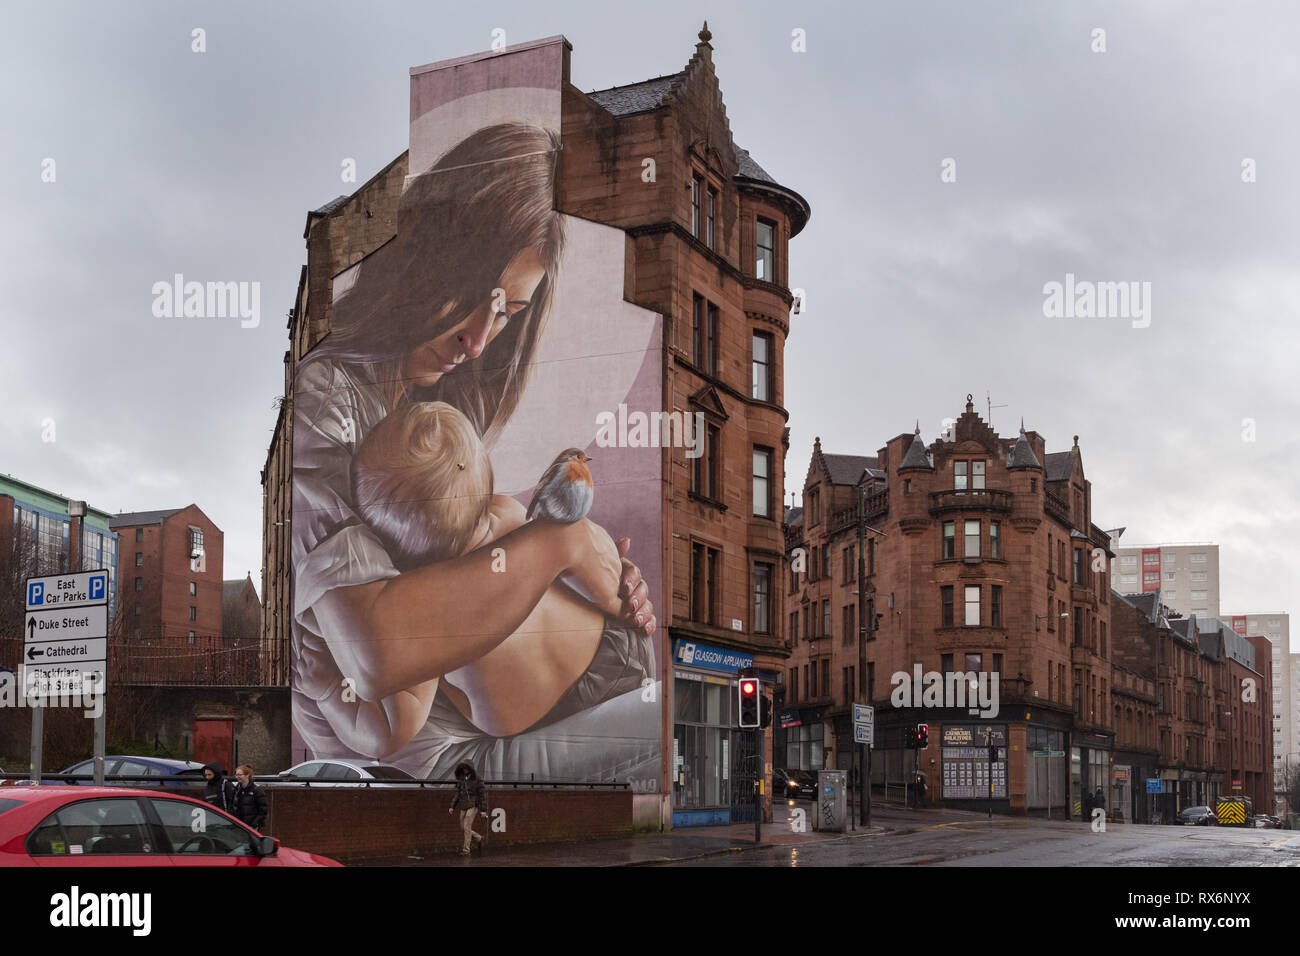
[
  {"x1": 751, "y1": 330, "x2": 773, "y2": 402},
  {"x1": 752, "y1": 446, "x2": 773, "y2": 518},
  {"x1": 752, "y1": 563, "x2": 772, "y2": 634},
  {"x1": 964, "y1": 585, "x2": 980, "y2": 627},
  {"x1": 756, "y1": 217, "x2": 776, "y2": 282}
]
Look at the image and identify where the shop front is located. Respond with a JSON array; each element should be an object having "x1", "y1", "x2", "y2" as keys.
[
  {"x1": 671, "y1": 639, "x2": 772, "y2": 827},
  {"x1": 1070, "y1": 731, "x2": 1114, "y2": 820}
]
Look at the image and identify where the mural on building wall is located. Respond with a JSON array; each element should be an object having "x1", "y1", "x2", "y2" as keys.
[{"x1": 290, "y1": 40, "x2": 664, "y2": 783}]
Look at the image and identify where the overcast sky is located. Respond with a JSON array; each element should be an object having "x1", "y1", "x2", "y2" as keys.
[{"x1": 3, "y1": 1, "x2": 1296, "y2": 648}]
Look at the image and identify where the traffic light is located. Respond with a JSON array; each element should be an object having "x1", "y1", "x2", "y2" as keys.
[
  {"x1": 916, "y1": 723, "x2": 929, "y2": 749},
  {"x1": 738, "y1": 677, "x2": 761, "y2": 728},
  {"x1": 988, "y1": 743, "x2": 999, "y2": 761},
  {"x1": 760, "y1": 693, "x2": 772, "y2": 729}
]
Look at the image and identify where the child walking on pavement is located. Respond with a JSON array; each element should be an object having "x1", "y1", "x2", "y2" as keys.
[{"x1": 449, "y1": 761, "x2": 487, "y2": 856}]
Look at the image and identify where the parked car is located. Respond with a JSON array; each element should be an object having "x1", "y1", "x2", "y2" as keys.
[
  {"x1": 0, "y1": 787, "x2": 340, "y2": 866},
  {"x1": 46, "y1": 756, "x2": 206, "y2": 786},
  {"x1": 1252, "y1": 814, "x2": 1282, "y2": 829},
  {"x1": 1175, "y1": 805, "x2": 1218, "y2": 826},
  {"x1": 772, "y1": 769, "x2": 817, "y2": 800},
  {"x1": 273, "y1": 759, "x2": 421, "y2": 788}
]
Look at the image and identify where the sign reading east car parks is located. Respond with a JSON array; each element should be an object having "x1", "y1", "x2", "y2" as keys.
[
  {"x1": 23, "y1": 571, "x2": 109, "y2": 693},
  {"x1": 26, "y1": 570, "x2": 108, "y2": 611}
]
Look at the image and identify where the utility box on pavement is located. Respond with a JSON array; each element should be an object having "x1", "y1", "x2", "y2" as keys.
[{"x1": 813, "y1": 770, "x2": 847, "y2": 832}]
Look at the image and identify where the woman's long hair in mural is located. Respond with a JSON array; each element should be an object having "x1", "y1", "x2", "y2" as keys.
[{"x1": 318, "y1": 122, "x2": 565, "y2": 442}]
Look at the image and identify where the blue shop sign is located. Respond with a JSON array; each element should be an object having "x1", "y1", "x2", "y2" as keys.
[{"x1": 674, "y1": 640, "x2": 754, "y2": 674}]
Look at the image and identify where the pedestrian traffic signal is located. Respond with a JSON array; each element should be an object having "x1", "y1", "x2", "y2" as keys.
[
  {"x1": 738, "y1": 677, "x2": 761, "y2": 728},
  {"x1": 916, "y1": 723, "x2": 929, "y2": 749},
  {"x1": 988, "y1": 744, "x2": 999, "y2": 761}
]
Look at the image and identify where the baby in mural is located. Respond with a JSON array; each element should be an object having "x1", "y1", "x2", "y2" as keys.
[{"x1": 350, "y1": 400, "x2": 654, "y2": 743}]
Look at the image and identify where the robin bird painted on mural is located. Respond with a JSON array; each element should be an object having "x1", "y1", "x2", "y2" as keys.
[{"x1": 526, "y1": 448, "x2": 595, "y2": 522}]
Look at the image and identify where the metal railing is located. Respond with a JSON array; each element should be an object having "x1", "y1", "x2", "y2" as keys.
[
  {"x1": 108, "y1": 638, "x2": 263, "y2": 685},
  {"x1": 1, "y1": 772, "x2": 631, "y2": 790}
]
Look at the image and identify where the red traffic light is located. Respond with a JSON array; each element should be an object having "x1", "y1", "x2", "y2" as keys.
[{"x1": 741, "y1": 680, "x2": 756, "y2": 695}]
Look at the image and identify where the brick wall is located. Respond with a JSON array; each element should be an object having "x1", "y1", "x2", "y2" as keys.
[{"x1": 261, "y1": 787, "x2": 636, "y2": 861}]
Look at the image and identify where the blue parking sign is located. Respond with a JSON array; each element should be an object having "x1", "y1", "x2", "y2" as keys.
[
  {"x1": 28, "y1": 581, "x2": 44, "y2": 607},
  {"x1": 89, "y1": 575, "x2": 105, "y2": 601}
]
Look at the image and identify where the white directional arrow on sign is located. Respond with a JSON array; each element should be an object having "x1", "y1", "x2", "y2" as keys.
[{"x1": 25, "y1": 606, "x2": 108, "y2": 644}]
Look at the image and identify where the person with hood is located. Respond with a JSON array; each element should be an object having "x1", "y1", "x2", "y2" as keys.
[
  {"x1": 232, "y1": 765, "x2": 269, "y2": 831},
  {"x1": 448, "y1": 761, "x2": 487, "y2": 855},
  {"x1": 202, "y1": 762, "x2": 238, "y2": 815}
]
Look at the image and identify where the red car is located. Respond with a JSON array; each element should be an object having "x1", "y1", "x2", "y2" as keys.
[{"x1": 0, "y1": 787, "x2": 340, "y2": 867}]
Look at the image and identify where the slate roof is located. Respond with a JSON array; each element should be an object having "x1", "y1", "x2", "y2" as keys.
[
  {"x1": 1007, "y1": 427, "x2": 1042, "y2": 469},
  {"x1": 588, "y1": 77, "x2": 776, "y2": 186},
  {"x1": 734, "y1": 146, "x2": 775, "y2": 183},
  {"x1": 311, "y1": 195, "x2": 350, "y2": 217},
  {"x1": 588, "y1": 75, "x2": 681, "y2": 115},
  {"x1": 822, "y1": 454, "x2": 879, "y2": 486},
  {"x1": 1044, "y1": 452, "x2": 1074, "y2": 481},
  {"x1": 1169, "y1": 618, "x2": 1197, "y2": 644},
  {"x1": 110, "y1": 508, "x2": 183, "y2": 528},
  {"x1": 899, "y1": 431, "x2": 932, "y2": 470},
  {"x1": 785, "y1": 507, "x2": 804, "y2": 527}
]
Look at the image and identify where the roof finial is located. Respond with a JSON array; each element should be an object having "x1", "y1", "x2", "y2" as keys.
[
  {"x1": 699, "y1": 21, "x2": 712, "y2": 44},
  {"x1": 965, "y1": 393, "x2": 974, "y2": 414},
  {"x1": 914, "y1": 419, "x2": 920, "y2": 435},
  {"x1": 1073, "y1": 434, "x2": 1079, "y2": 448}
]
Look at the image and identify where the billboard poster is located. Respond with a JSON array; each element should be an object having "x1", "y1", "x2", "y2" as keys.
[
  {"x1": 941, "y1": 724, "x2": 1007, "y2": 799},
  {"x1": 290, "y1": 38, "x2": 663, "y2": 783}
]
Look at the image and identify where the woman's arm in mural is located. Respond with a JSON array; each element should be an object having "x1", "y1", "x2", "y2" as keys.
[{"x1": 313, "y1": 516, "x2": 626, "y2": 701}]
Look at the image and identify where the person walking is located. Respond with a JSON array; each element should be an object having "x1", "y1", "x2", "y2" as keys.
[
  {"x1": 1093, "y1": 787, "x2": 1106, "y2": 820},
  {"x1": 201, "y1": 762, "x2": 238, "y2": 815},
  {"x1": 449, "y1": 761, "x2": 487, "y2": 856},
  {"x1": 232, "y1": 765, "x2": 269, "y2": 831}
]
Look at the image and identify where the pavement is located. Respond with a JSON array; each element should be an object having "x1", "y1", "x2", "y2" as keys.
[{"x1": 352, "y1": 802, "x2": 893, "y2": 867}]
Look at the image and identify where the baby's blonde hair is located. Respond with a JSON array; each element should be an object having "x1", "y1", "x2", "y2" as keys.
[{"x1": 352, "y1": 401, "x2": 493, "y2": 569}]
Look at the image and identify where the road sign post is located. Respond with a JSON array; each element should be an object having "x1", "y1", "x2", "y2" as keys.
[
  {"x1": 852, "y1": 703, "x2": 874, "y2": 826},
  {"x1": 24, "y1": 570, "x2": 109, "y2": 785}
]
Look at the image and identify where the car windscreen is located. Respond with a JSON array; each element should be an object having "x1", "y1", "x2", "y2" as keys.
[
  {"x1": 0, "y1": 798, "x2": 26, "y2": 815},
  {"x1": 361, "y1": 766, "x2": 416, "y2": 780}
]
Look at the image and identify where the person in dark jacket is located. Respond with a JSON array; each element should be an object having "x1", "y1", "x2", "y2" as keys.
[
  {"x1": 202, "y1": 761, "x2": 238, "y2": 814},
  {"x1": 232, "y1": 765, "x2": 269, "y2": 831},
  {"x1": 448, "y1": 761, "x2": 487, "y2": 855}
]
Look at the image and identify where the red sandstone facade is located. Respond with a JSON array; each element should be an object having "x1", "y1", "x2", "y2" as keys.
[
  {"x1": 783, "y1": 397, "x2": 1116, "y2": 816},
  {"x1": 261, "y1": 28, "x2": 808, "y2": 822}
]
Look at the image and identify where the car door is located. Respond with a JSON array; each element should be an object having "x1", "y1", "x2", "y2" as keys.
[
  {"x1": 28, "y1": 797, "x2": 172, "y2": 867},
  {"x1": 145, "y1": 796, "x2": 275, "y2": 868},
  {"x1": 282, "y1": 761, "x2": 327, "y2": 784},
  {"x1": 321, "y1": 763, "x2": 363, "y2": 788}
]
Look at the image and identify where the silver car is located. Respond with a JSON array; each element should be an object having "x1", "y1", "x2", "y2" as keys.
[{"x1": 272, "y1": 759, "x2": 423, "y2": 788}]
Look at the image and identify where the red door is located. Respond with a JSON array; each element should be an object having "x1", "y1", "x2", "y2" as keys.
[{"x1": 194, "y1": 720, "x2": 234, "y2": 772}]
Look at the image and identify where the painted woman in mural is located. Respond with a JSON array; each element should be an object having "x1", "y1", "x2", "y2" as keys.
[{"x1": 291, "y1": 123, "x2": 658, "y2": 780}]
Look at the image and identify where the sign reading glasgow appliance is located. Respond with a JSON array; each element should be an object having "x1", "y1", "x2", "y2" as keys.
[{"x1": 673, "y1": 640, "x2": 753, "y2": 673}]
